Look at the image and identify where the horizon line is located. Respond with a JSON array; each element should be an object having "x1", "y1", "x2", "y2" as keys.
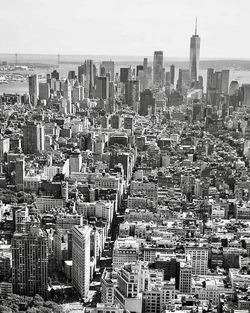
[{"x1": 1, "y1": 53, "x2": 250, "y2": 62}]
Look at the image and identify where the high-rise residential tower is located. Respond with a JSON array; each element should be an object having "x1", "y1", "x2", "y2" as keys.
[
  {"x1": 153, "y1": 51, "x2": 163, "y2": 88},
  {"x1": 189, "y1": 18, "x2": 200, "y2": 83}
]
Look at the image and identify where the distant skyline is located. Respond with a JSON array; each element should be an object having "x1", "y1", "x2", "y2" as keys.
[{"x1": 1, "y1": 0, "x2": 250, "y2": 59}]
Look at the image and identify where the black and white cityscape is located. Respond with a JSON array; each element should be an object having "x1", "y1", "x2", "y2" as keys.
[{"x1": 1, "y1": 1, "x2": 250, "y2": 313}]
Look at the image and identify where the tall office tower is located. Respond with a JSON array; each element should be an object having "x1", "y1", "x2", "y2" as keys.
[
  {"x1": 23, "y1": 122, "x2": 45, "y2": 155},
  {"x1": 147, "y1": 66, "x2": 153, "y2": 88},
  {"x1": 46, "y1": 74, "x2": 51, "y2": 88},
  {"x1": 189, "y1": 18, "x2": 200, "y2": 83},
  {"x1": 177, "y1": 69, "x2": 190, "y2": 94},
  {"x1": 95, "y1": 76, "x2": 109, "y2": 100},
  {"x1": 68, "y1": 70, "x2": 76, "y2": 80},
  {"x1": 139, "y1": 89, "x2": 156, "y2": 116},
  {"x1": 207, "y1": 68, "x2": 230, "y2": 104},
  {"x1": 72, "y1": 80, "x2": 83, "y2": 104},
  {"x1": 206, "y1": 68, "x2": 215, "y2": 94},
  {"x1": 136, "y1": 65, "x2": 143, "y2": 77},
  {"x1": 165, "y1": 72, "x2": 171, "y2": 85},
  {"x1": 63, "y1": 79, "x2": 72, "y2": 114},
  {"x1": 120, "y1": 68, "x2": 131, "y2": 83},
  {"x1": 12, "y1": 226, "x2": 48, "y2": 298},
  {"x1": 78, "y1": 64, "x2": 85, "y2": 84},
  {"x1": 185, "y1": 244, "x2": 208, "y2": 275},
  {"x1": 39, "y1": 82, "x2": 50, "y2": 101},
  {"x1": 153, "y1": 51, "x2": 164, "y2": 88},
  {"x1": 100, "y1": 66, "x2": 106, "y2": 77},
  {"x1": 170, "y1": 65, "x2": 175, "y2": 85},
  {"x1": 15, "y1": 157, "x2": 25, "y2": 191},
  {"x1": 229, "y1": 81, "x2": 240, "y2": 96},
  {"x1": 109, "y1": 81, "x2": 115, "y2": 101},
  {"x1": 242, "y1": 84, "x2": 250, "y2": 109},
  {"x1": 28, "y1": 75, "x2": 39, "y2": 106},
  {"x1": 221, "y1": 69, "x2": 230, "y2": 95},
  {"x1": 162, "y1": 68, "x2": 166, "y2": 86},
  {"x1": 125, "y1": 80, "x2": 140, "y2": 108},
  {"x1": 78, "y1": 60, "x2": 95, "y2": 97},
  {"x1": 51, "y1": 70, "x2": 59, "y2": 80},
  {"x1": 198, "y1": 75, "x2": 203, "y2": 89},
  {"x1": 229, "y1": 81, "x2": 240, "y2": 109},
  {"x1": 63, "y1": 79, "x2": 72, "y2": 101},
  {"x1": 179, "y1": 262, "x2": 192, "y2": 293},
  {"x1": 142, "y1": 58, "x2": 148, "y2": 90},
  {"x1": 101, "y1": 61, "x2": 115, "y2": 81},
  {"x1": 72, "y1": 225, "x2": 91, "y2": 299},
  {"x1": 85, "y1": 60, "x2": 95, "y2": 97},
  {"x1": 215, "y1": 71, "x2": 222, "y2": 92},
  {"x1": 15, "y1": 207, "x2": 29, "y2": 233},
  {"x1": 69, "y1": 150, "x2": 82, "y2": 174}
]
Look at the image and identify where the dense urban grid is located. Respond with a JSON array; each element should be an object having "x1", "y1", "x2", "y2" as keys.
[{"x1": 1, "y1": 20, "x2": 250, "y2": 313}]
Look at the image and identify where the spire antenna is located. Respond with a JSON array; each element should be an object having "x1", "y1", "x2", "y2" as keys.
[{"x1": 195, "y1": 17, "x2": 198, "y2": 35}]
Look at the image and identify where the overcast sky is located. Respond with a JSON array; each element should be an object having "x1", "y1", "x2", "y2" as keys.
[{"x1": 1, "y1": 0, "x2": 250, "y2": 59}]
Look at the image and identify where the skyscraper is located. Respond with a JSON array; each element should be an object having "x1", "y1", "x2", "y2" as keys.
[
  {"x1": 78, "y1": 64, "x2": 85, "y2": 85},
  {"x1": 63, "y1": 79, "x2": 72, "y2": 101},
  {"x1": 101, "y1": 61, "x2": 115, "y2": 81},
  {"x1": 221, "y1": 69, "x2": 230, "y2": 95},
  {"x1": 72, "y1": 225, "x2": 91, "y2": 299},
  {"x1": 142, "y1": 58, "x2": 148, "y2": 90},
  {"x1": 242, "y1": 84, "x2": 250, "y2": 109},
  {"x1": 179, "y1": 262, "x2": 192, "y2": 293},
  {"x1": 69, "y1": 150, "x2": 82, "y2": 174},
  {"x1": 170, "y1": 65, "x2": 175, "y2": 85},
  {"x1": 206, "y1": 68, "x2": 230, "y2": 104},
  {"x1": 125, "y1": 80, "x2": 140, "y2": 108},
  {"x1": 139, "y1": 89, "x2": 156, "y2": 116},
  {"x1": 29, "y1": 75, "x2": 39, "y2": 106},
  {"x1": 165, "y1": 72, "x2": 171, "y2": 85},
  {"x1": 51, "y1": 70, "x2": 59, "y2": 80},
  {"x1": 153, "y1": 51, "x2": 163, "y2": 88},
  {"x1": 177, "y1": 69, "x2": 190, "y2": 94},
  {"x1": 78, "y1": 60, "x2": 95, "y2": 97},
  {"x1": 95, "y1": 76, "x2": 109, "y2": 100},
  {"x1": 189, "y1": 18, "x2": 200, "y2": 83},
  {"x1": 63, "y1": 79, "x2": 72, "y2": 114},
  {"x1": 136, "y1": 65, "x2": 143, "y2": 77},
  {"x1": 12, "y1": 226, "x2": 48, "y2": 298},
  {"x1": 72, "y1": 80, "x2": 84, "y2": 104},
  {"x1": 120, "y1": 68, "x2": 131, "y2": 83},
  {"x1": 23, "y1": 122, "x2": 45, "y2": 155},
  {"x1": 15, "y1": 157, "x2": 25, "y2": 191},
  {"x1": 39, "y1": 82, "x2": 50, "y2": 101},
  {"x1": 68, "y1": 70, "x2": 76, "y2": 80}
]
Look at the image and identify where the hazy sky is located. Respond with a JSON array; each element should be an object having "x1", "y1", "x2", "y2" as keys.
[{"x1": 1, "y1": 0, "x2": 250, "y2": 58}]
